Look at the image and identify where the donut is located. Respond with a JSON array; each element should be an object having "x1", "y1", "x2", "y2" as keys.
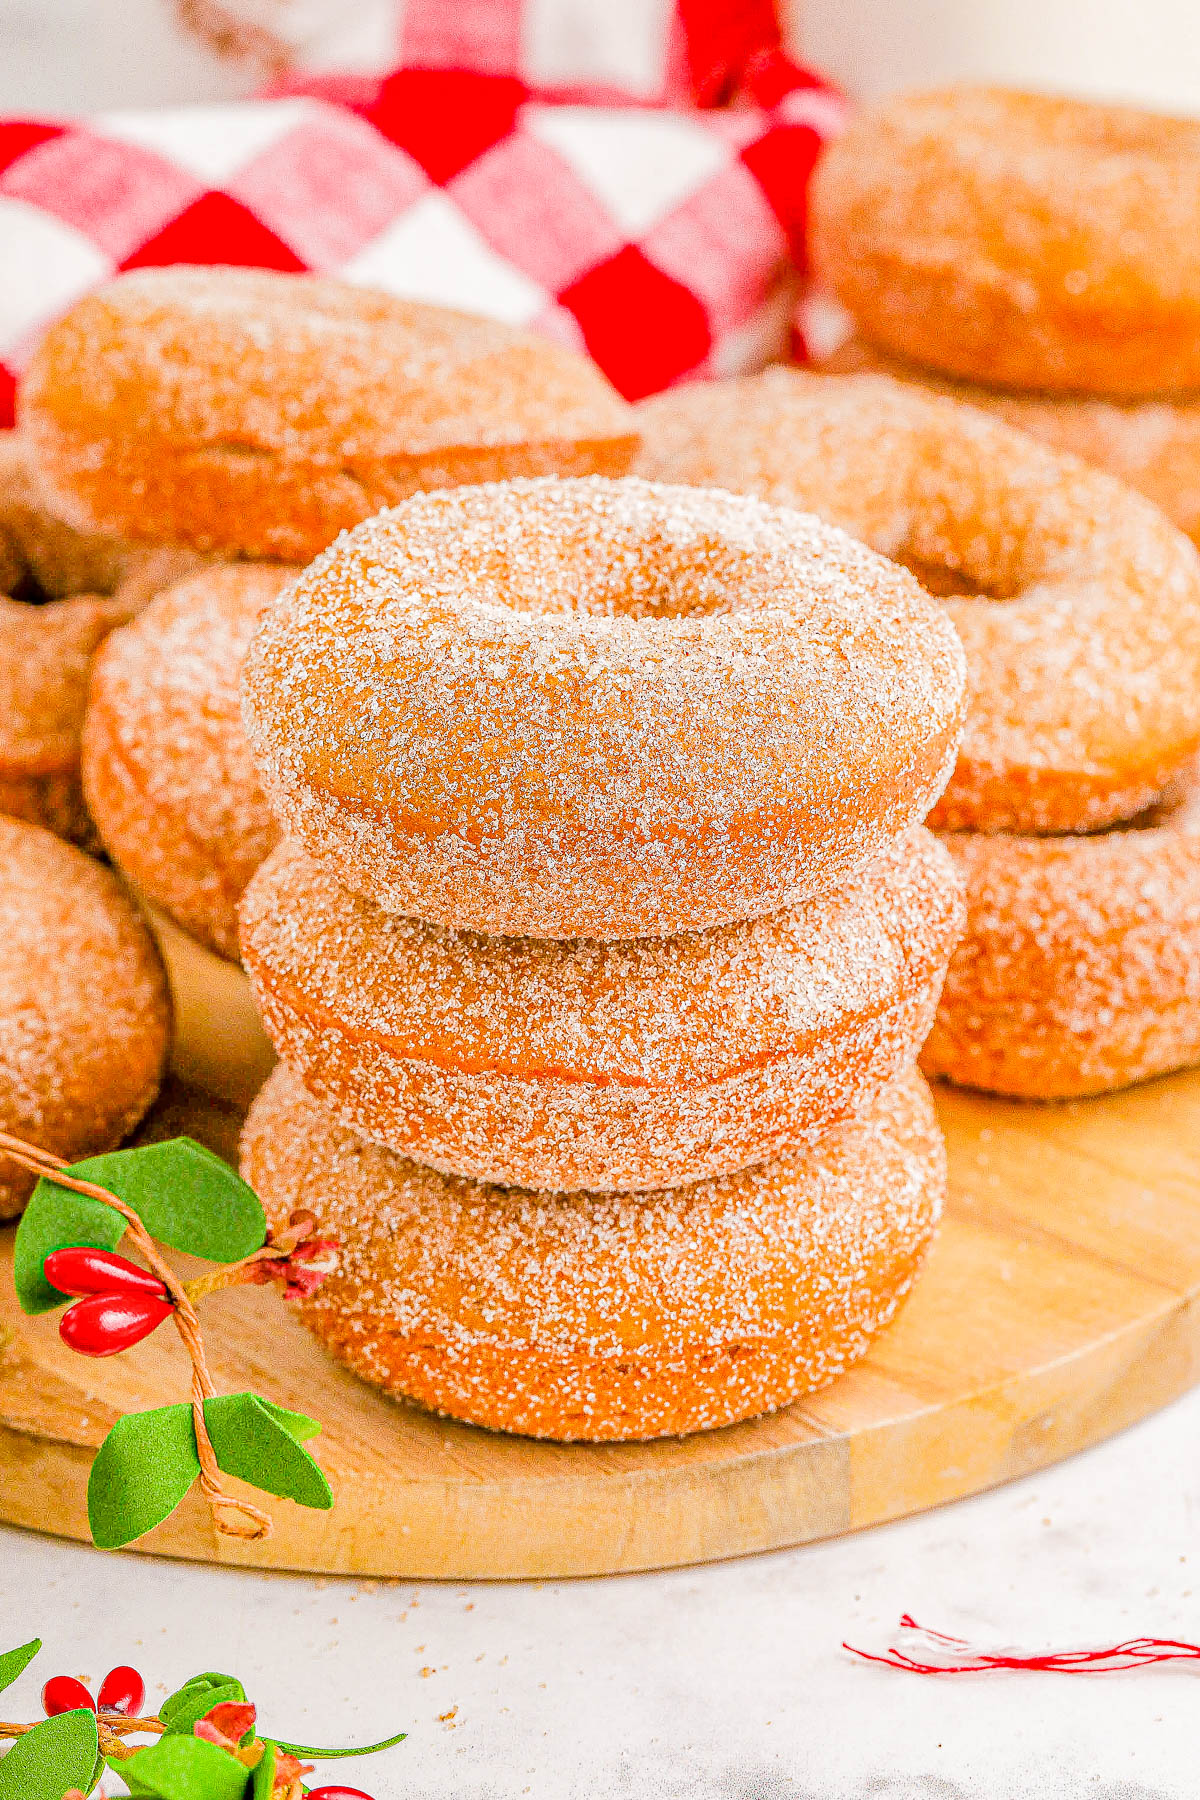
[
  {"x1": 810, "y1": 86, "x2": 1200, "y2": 397},
  {"x1": 20, "y1": 267, "x2": 641, "y2": 562},
  {"x1": 240, "y1": 1063, "x2": 944, "y2": 1441},
  {"x1": 0, "y1": 816, "x2": 170, "y2": 1217},
  {"x1": 923, "y1": 777, "x2": 1200, "y2": 1098},
  {"x1": 635, "y1": 370, "x2": 1200, "y2": 835},
  {"x1": 83, "y1": 563, "x2": 292, "y2": 960},
  {"x1": 242, "y1": 475, "x2": 966, "y2": 939},
  {"x1": 0, "y1": 431, "x2": 200, "y2": 608},
  {"x1": 239, "y1": 825, "x2": 962, "y2": 1192},
  {"x1": 822, "y1": 335, "x2": 1200, "y2": 548},
  {"x1": 0, "y1": 434, "x2": 203, "y2": 843}
]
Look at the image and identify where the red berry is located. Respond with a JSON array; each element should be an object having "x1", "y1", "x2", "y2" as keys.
[
  {"x1": 44, "y1": 1247, "x2": 169, "y2": 1301},
  {"x1": 59, "y1": 1291, "x2": 174, "y2": 1357},
  {"x1": 41, "y1": 1675, "x2": 95, "y2": 1716},
  {"x1": 97, "y1": 1664, "x2": 144, "y2": 1716},
  {"x1": 306, "y1": 1790, "x2": 376, "y2": 1799}
]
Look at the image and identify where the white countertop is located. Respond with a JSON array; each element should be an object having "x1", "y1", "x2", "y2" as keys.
[{"x1": 2, "y1": 1383, "x2": 1198, "y2": 1798}]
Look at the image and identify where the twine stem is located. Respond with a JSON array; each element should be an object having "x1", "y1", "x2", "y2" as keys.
[{"x1": 0, "y1": 1130, "x2": 271, "y2": 1542}]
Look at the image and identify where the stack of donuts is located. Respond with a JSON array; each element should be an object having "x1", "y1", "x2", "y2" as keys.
[
  {"x1": 0, "y1": 264, "x2": 639, "y2": 1204},
  {"x1": 0, "y1": 396, "x2": 202, "y2": 1207},
  {"x1": 812, "y1": 87, "x2": 1200, "y2": 549},
  {"x1": 12, "y1": 268, "x2": 640, "y2": 1094},
  {"x1": 231, "y1": 473, "x2": 967, "y2": 1443},
  {"x1": 13, "y1": 263, "x2": 972, "y2": 1442},
  {"x1": 0, "y1": 431, "x2": 200, "y2": 848},
  {"x1": 639, "y1": 376, "x2": 1200, "y2": 1100},
  {"x1": 21, "y1": 265, "x2": 639, "y2": 958},
  {"x1": 807, "y1": 87, "x2": 1200, "y2": 1099}
]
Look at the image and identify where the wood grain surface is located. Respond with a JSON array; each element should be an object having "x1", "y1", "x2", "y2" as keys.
[{"x1": 2, "y1": 1070, "x2": 1199, "y2": 1579}]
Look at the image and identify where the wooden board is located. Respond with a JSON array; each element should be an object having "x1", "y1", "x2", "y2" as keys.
[{"x1": 2, "y1": 1070, "x2": 1200, "y2": 1579}]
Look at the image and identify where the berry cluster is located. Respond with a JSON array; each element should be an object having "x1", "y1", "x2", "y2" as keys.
[
  {"x1": 45, "y1": 1248, "x2": 173, "y2": 1356},
  {"x1": 1, "y1": 1639, "x2": 403, "y2": 1797},
  {"x1": 5, "y1": 1129, "x2": 341, "y2": 1549},
  {"x1": 43, "y1": 1664, "x2": 144, "y2": 1721}
]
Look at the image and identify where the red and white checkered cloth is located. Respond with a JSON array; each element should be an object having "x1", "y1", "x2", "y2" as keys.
[
  {"x1": 0, "y1": 66, "x2": 843, "y2": 420},
  {"x1": 185, "y1": 0, "x2": 789, "y2": 108}
]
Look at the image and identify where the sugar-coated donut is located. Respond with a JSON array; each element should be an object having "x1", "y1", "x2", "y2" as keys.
[
  {"x1": 83, "y1": 564, "x2": 292, "y2": 960},
  {"x1": 923, "y1": 780, "x2": 1200, "y2": 1098},
  {"x1": 239, "y1": 826, "x2": 962, "y2": 1192},
  {"x1": 811, "y1": 86, "x2": 1200, "y2": 397},
  {"x1": 0, "y1": 817, "x2": 170, "y2": 1217},
  {"x1": 822, "y1": 335, "x2": 1200, "y2": 548},
  {"x1": 0, "y1": 431, "x2": 201, "y2": 609},
  {"x1": 20, "y1": 268, "x2": 641, "y2": 563},
  {"x1": 636, "y1": 370, "x2": 1200, "y2": 835},
  {"x1": 241, "y1": 1064, "x2": 944, "y2": 1441},
  {"x1": 0, "y1": 434, "x2": 202, "y2": 843},
  {"x1": 243, "y1": 475, "x2": 966, "y2": 939}
]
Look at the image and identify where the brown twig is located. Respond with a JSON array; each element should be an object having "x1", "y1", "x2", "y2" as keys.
[
  {"x1": 173, "y1": 0, "x2": 293, "y2": 70},
  {"x1": 0, "y1": 1711, "x2": 165, "y2": 1743},
  {"x1": 0, "y1": 1129, "x2": 271, "y2": 1542},
  {"x1": 183, "y1": 1210, "x2": 318, "y2": 1304}
]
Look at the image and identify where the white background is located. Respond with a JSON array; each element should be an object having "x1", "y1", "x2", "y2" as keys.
[{"x1": 3, "y1": 0, "x2": 1200, "y2": 113}]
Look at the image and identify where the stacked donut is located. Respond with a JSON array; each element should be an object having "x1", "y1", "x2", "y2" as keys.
[
  {"x1": 638, "y1": 368, "x2": 1200, "y2": 1098},
  {"x1": 811, "y1": 87, "x2": 1200, "y2": 548},
  {"x1": 0, "y1": 432, "x2": 200, "y2": 847},
  {"x1": 0, "y1": 265, "x2": 639, "y2": 1198},
  {"x1": 16, "y1": 265, "x2": 639, "y2": 964},
  {"x1": 808, "y1": 89, "x2": 1200, "y2": 1100},
  {"x1": 230, "y1": 474, "x2": 969, "y2": 1441}
]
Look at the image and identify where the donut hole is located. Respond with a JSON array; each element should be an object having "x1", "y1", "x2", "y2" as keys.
[
  {"x1": 1103, "y1": 777, "x2": 1200, "y2": 836},
  {"x1": 6, "y1": 568, "x2": 57, "y2": 607},
  {"x1": 892, "y1": 548, "x2": 1010, "y2": 601},
  {"x1": 483, "y1": 530, "x2": 765, "y2": 622}
]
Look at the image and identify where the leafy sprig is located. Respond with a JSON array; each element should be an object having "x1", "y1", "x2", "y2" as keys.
[
  {"x1": 3, "y1": 1130, "x2": 338, "y2": 1549},
  {"x1": 0, "y1": 1641, "x2": 405, "y2": 1799}
]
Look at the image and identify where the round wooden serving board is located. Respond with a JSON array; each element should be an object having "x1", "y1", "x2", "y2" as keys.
[{"x1": 2, "y1": 1070, "x2": 1200, "y2": 1580}]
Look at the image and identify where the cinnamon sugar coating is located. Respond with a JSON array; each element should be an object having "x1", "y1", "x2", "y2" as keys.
[
  {"x1": 240, "y1": 827, "x2": 962, "y2": 1191},
  {"x1": 924, "y1": 781, "x2": 1200, "y2": 1098},
  {"x1": 241, "y1": 1064, "x2": 944, "y2": 1441},
  {"x1": 20, "y1": 268, "x2": 640, "y2": 562},
  {"x1": 636, "y1": 370, "x2": 1200, "y2": 834},
  {"x1": 0, "y1": 433, "x2": 203, "y2": 844},
  {"x1": 0, "y1": 817, "x2": 169, "y2": 1216},
  {"x1": 83, "y1": 564, "x2": 292, "y2": 960},
  {"x1": 822, "y1": 336, "x2": 1200, "y2": 548},
  {"x1": 811, "y1": 86, "x2": 1200, "y2": 396},
  {"x1": 242, "y1": 475, "x2": 966, "y2": 939}
]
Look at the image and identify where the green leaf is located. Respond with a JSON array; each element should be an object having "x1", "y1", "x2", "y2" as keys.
[
  {"x1": 248, "y1": 1738, "x2": 276, "y2": 1800},
  {"x1": 256, "y1": 1396, "x2": 321, "y2": 1444},
  {"x1": 15, "y1": 1138, "x2": 267, "y2": 1313},
  {"x1": 160, "y1": 1681, "x2": 247, "y2": 1740},
  {"x1": 0, "y1": 1710, "x2": 98, "y2": 1800},
  {"x1": 14, "y1": 1182, "x2": 125, "y2": 1315},
  {"x1": 87, "y1": 1139, "x2": 266, "y2": 1263},
  {"x1": 0, "y1": 1638, "x2": 40, "y2": 1697},
  {"x1": 119, "y1": 1734, "x2": 250, "y2": 1800},
  {"x1": 270, "y1": 1726, "x2": 409, "y2": 1757},
  {"x1": 86, "y1": 1748, "x2": 107, "y2": 1794},
  {"x1": 88, "y1": 1404, "x2": 199, "y2": 1549},
  {"x1": 205, "y1": 1393, "x2": 333, "y2": 1511},
  {"x1": 160, "y1": 1673, "x2": 246, "y2": 1730}
]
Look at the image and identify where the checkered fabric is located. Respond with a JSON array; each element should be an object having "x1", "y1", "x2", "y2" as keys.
[
  {"x1": 0, "y1": 68, "x2": 844, "y2": 420},
  {"x1": 189, "y1": 0, "x2": 787, "y2": 108}
]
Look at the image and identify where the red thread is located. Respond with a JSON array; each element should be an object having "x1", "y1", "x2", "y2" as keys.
[{"x1": 844, "y1": 1616, "x2": 1200, "y2": 1675}]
